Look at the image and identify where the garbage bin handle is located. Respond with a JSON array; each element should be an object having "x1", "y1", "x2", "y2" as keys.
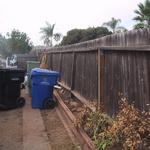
[
  {"x1": 32, "y1": 82, "x2": 50, "y2": 86},
  {"x1": 40, "y1": 81, "x2": 50, "y2": 86},
  {"x1": 11, "y1": 77, "x2": 20, "y2": 81}
]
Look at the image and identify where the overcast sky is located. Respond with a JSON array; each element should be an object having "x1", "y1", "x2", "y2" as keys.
[{"x1": 0, "y1": 0, "x2": 145, "y2": 45}]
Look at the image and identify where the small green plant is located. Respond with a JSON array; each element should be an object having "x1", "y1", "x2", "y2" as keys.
[
  {"x1": 95, "y1": 139, "x2": 112, "y2": 150},
  {"x1": 75, "y1": 105, "x2": 113, "y2": 149}
]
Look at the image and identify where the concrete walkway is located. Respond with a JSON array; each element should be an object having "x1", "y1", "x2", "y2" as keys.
[{"x1": 22, "y1": 90, "x2": 52, "y2": 150}]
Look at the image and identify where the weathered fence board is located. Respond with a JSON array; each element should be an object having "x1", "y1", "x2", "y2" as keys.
[
  {"x1": 51, "y1": 53, "x2": 61, "y2": 71},
  {"x1": 73, "y1": 51, "x2": 98, "y2": 100},
  {"x1": 104, "y1": 51, "x2": 150, "y2": 115},
  {"x1": 61, "y1": 53, "x2": 74, "y2": 87}
]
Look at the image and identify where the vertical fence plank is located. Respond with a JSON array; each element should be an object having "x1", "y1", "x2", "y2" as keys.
[
  {"x1": 49, "y1": 53, "x2": 53, "y2": 70},
  {"x1": 100, "y1": 50, "x2": 105, "y2": 111},
  {"x1": 97, "y1": 49, "x2": 101, "y2": 109},
  {"x1": 71, "y1": 52, "x2": 76, "y2": 91},
  {"x1": 98, "y1": 49, "x2": 105, "y2": 110},
  {"x1": 59, "y1": 52, "x2": 62, "y2": 73},
  {"x1": 61, "y1": 52, "x2": 73, "y2": 87},
  {"x1": 47, "y1": 53, "x2": 51, "y2": 69},
  {"x1": 59, "y1": 52, "x2": 63, "y2": 82}
]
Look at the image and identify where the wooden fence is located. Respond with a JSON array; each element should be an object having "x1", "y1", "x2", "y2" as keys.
[
  {"x1": 17, "y1": 55, "x2": 38, "y2": 70},
  {"x1": 101, "y1": 47, "x2": 150, "y2": 116},
  {"x1": 38, "y1": 28, "x2": 150, "y2": 116}
]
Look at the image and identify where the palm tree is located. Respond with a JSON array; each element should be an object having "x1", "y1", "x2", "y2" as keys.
[
  {"x1": 133, "y1": 0, "x2": 150, "y2": 29},
  {"x1": 40, "y1": 22, "x2": 61, "y2": 46},
  {"x1": 102, "y1": 17, "x2": 126, "y2": 33}
]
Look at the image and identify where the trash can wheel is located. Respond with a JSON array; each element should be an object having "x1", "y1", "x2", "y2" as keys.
[
  {"x1": 43, "y1": 98, "x2": 57, "y2": 109},
  {"x1": 16, "y1": 97, "x2": 25, "y2": 107},
  {"x1": 0, "y1": 104, "x2": 7, "y2": 110}
]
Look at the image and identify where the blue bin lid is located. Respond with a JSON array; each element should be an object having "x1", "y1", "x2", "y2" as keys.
[{"x1": 31, "y1": 68, "x2": 59, "y2": 76}]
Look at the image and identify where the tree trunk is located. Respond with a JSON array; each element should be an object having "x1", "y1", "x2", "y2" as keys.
[
  {"x1": 50, "y1": 37, "x2": 53, "y2": 47},
  {"x1": 148, "y1": 19, "x2": 150, "y2": 27}
]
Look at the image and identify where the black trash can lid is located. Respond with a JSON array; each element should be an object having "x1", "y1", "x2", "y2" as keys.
[{"x1": 0, "y1": 68, "x2": 25, "y2": 72}]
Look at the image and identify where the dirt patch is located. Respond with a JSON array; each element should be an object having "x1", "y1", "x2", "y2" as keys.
[
  {"x1": 41, "y1": 109, "x2": 81, "y2": 150},
  {"x1": 0, "y1": 108, "x2": 23, "y2": 150},
  {"x1": 57, "y1": 89, "x2": 84, "y2": 119}
]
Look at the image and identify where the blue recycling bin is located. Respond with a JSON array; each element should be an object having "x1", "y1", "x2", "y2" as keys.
[{"x1": 31, "y1": 68, "x2": 59, "y2": 109}]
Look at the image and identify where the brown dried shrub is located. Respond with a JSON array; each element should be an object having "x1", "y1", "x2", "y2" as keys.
[{"x1": 76, "y1": 98, "x2": 150, "y2": 150}]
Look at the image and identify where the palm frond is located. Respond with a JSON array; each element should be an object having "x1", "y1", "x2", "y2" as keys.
[
  {"x1": 134, "y1": 10, "x2": 144, "y2": 17},
  {"x1": 133, "y1": 0, "x2": 150, "y2": 26},
  {"x1": 133, "y1": 16, "x2": 144, "y2": 22},
  {"x1": 138, "y1": 3, "x2": 144, "y2": 12}
]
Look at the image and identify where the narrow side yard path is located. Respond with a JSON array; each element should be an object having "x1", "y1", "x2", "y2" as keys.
[
  {"x1": 22, "y1": 89, "x2": 52, "y2": 150},
  {"x1": 0, "y1": 89, "x2": 82, "y2": 150}
]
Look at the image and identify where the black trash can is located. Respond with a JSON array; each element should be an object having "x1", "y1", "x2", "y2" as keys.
[{"x1": 0, "y1": 69, "x2": 26, "y2": 110}]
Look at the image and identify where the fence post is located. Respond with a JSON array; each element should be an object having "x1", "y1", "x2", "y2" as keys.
[
  {"x1": 47, "y1": 53, "x2": 50, "y2": 69},
  {"x1": 98, "y1": 49, "x2": 101, "y2": 109},
  {"x1": 59, "y1": 52, "x2": 62, "y2": 82},
  {"x1": 50, "y1": 53, "x2": 53, "y2": 70},
  {"x1": 98, "y1": 49, "x2": 105, "y2": 110},
  {"x1": 70, "y1": 52, "x2": 76, "y2": 95}
]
